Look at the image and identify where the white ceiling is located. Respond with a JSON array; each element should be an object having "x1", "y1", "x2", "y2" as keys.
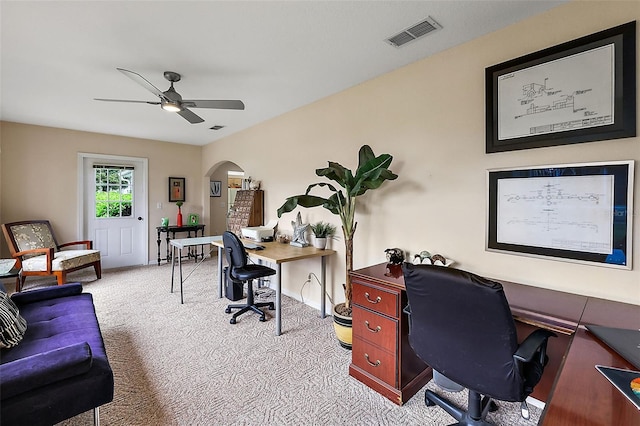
[{"x1": 1, "y1": 1, "x2": 565, "y2": 146}]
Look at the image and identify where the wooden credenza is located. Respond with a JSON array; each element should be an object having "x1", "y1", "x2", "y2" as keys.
[
  {"x1": 348, "y1": 263, "x2": 431, "y2": 405},
  {"x1": 227, "y1": 190, "x2": 263, "y2": 235}
]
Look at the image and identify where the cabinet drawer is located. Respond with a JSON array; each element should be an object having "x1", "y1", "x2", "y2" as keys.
[
  {"x1": 352, "y1": 337, "x2": 396, "y2": 386},
  {"x1": 353, "y1": 282, "x2": 399, "y2": 318},
  {"x1": 352, "y1": 305, "x2": 397, "y2": 352}
]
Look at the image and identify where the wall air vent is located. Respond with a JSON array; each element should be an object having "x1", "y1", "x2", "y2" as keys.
[
  {"x1": 385, "y1": 16, "x2": 441, "y2": 48},
  {"x1": 210, "y1": 125, "x2": 225, "y2": 130}
]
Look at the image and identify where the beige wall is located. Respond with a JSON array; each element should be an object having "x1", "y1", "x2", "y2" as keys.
[
  {"x1": 202, "y1": 1, "x2": 640, "y2": 307},
  {"x1": 0, "y1": 122, "x2": 203, "y2": 262},
  {"x1": 1, "y1": 1, "x2": 638, "y2": 308}
]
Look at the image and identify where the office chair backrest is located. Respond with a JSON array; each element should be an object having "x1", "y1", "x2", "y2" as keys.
[
  {"x1": 403, "y1": 263, "x2": 525, "y2": 401},
  {"x1": 223, "y1": 231, "x2": 248, "y2": 276}
]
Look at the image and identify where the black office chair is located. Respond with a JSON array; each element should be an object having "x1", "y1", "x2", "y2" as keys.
[
  {"x1": 222, "y1": 231, "x2": 276, "y2": 324},
  {"x1": 403, "y1": 263, "x2": 555, "y2": 425}
]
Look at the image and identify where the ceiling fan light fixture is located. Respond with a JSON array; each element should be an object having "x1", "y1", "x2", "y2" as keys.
[{"x1": 161, "y1": 101, "x2": 182, "y2": 112}]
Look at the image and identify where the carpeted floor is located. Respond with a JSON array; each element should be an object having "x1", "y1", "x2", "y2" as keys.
[{"x1": 9, "y1": 257, "x2": 541, "y2": 425}]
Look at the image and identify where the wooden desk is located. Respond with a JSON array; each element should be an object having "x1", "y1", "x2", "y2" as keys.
[
  {"x1": 211, "y1": 239, "x2": 336, "y2": 336},
  {"x1": 348, "y1": 263, "x2": 640, "y2": 425},
  {"x1": 541, "y1": 298, "x2": 640, "y2": 425}
]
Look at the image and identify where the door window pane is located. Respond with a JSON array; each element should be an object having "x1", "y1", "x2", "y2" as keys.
[{"x1": 94, "y1": 165, "x2": 134, "y2": 218}]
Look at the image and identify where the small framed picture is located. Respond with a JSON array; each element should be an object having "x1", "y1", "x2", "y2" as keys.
[
  {"x1": 188, "y1": 213, "x2": 199, "y2": 225},
  {"x1": 210, "y1": 180, "x2": 222, "y2": 197},
  {"x1": 169, "y1": 177, "x2": 186, "y2": 202}
]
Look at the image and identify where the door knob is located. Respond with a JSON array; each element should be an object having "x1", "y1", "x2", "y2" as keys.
[{"x1": 137, "y1": 217, "x2": 143, "y2": 221}]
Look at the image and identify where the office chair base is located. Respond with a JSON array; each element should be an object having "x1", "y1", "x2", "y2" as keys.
[
  {"x1": 226, "y1": 301, "x2": 275, "y2": 324},
  {"x1": 425, "y1": 389, "x2": 495, "y2": 426}
]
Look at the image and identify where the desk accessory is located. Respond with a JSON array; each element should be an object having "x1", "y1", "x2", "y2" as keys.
[{"x1": 595, "y1": 365, "x2": 640, "y2": 410}]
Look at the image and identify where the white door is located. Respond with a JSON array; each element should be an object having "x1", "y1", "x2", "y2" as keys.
[{"x1": 80, "y1": 154, "x2": 148, "y2": 269}]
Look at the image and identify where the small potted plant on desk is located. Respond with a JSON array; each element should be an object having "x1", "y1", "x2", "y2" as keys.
[
  {"x1": 277, "y1": 145, "x2": 398, "y2": 349},
  {"x1": 310, "y1": 221, "x2": 337, "y2": 250}
]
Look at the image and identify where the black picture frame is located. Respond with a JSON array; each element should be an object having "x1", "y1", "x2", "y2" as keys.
[
  {"x1": 487, "y1": 160, "x2": 634, "y2": 269},
  {"x1": 486, "y1": 21, "x2": 636, "y2": 153},
  {"x1": 210, "y1": 181, "x2": 222, "y2": 197},
  {"x1": 168, "y1": 177, "x2": 186, "y2": 202}
]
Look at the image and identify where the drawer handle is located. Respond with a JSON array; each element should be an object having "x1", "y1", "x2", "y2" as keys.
[
  {"x1": 364, "y1": 320, "x2": 381, "y2": 333},
  {"x1": 364, "y1": 353, "x2": 381, "y2": 367},
  {"x1": 364, "y1": 292, "x2": 382, "y2": 304}
]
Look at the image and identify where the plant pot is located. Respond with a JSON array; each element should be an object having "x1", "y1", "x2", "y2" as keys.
[
  {"x1": 312, "y1": 237, "x2": 327, "y2": 249},
  {"x1": 332, "y1": 303, "x2": 352, "y2": 350}
]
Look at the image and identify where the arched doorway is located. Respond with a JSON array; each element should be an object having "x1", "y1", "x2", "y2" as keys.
[{"x1": 206, "y1": 161, "x2": 244, "y2": 235}]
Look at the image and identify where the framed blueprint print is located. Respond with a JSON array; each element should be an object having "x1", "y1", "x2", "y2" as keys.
[
  {"x1": 487, "y1": 161, "x2": 634, "y2": 269},
  {"x1": 485, "y1": 22, "x2": 636, "y2": 153}
]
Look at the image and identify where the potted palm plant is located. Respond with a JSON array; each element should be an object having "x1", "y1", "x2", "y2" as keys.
[
  {"x1": 277, "y1": 145, "x2": 398, "y2": 348},
  {"x1": 310, "y1": 221, "x2": 337, "y2": 249}
]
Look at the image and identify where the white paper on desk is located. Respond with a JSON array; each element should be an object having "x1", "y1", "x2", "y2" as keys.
[{"x1": 264, "y1": 220, "x2": 278, "y2": 229}]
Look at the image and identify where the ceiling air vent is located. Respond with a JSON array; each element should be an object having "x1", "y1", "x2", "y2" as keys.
[
  {"x1": 386, "y1": 16, "x2": 441, "y2": 48},
  {"x1": 210, "y1": 125, "x2": 225, "y2": 130}
]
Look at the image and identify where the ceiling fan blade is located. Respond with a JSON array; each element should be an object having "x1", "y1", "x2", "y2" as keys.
[
  {"x1": 177, "y1": 108, "x2": 204, "y2": 124},
  {"x1": 117, "y1": 68, "x2": 166, "y2": 99},
  {"x1": 94, "y1": 98, "x2": 160, "y2": 105},
  {"x1": 181, "y1": 100, "x2": 245, "y2": 110}
]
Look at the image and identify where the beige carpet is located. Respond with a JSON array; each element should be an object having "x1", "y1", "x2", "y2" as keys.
[{"x1": 10, "y1": 258, "x2": 541, "y2": 425}]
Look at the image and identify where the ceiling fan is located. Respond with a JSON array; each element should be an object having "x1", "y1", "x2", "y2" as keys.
[{"x1": 94, "y1": 68, "x2": 245, "y2": 124}]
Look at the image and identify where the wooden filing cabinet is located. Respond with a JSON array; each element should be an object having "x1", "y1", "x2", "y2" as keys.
[
  {"x1": 227, "y1": 190, "x2": 264, "y2": 235},
  {"x1": 348, "y1": 264, "x2": 431, "y2": 405}
]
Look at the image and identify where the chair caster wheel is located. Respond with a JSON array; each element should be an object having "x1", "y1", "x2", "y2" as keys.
[
  {"x1": 489, "y1": 401, "x2": 499, "y2": 412},
  {"x1": 225, "y1": 308, "x2": 231, "y2": 314},
  {"x1": 259, "y1": 316, "x2": 266, "y2": 322},
  {"x1": 229, "y1": 318, "x2": 236, "y2": 324}
]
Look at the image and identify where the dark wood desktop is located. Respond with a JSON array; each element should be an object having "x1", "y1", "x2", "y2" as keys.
[{"x1": 348, "y1": 263, "x2": 640, "y2": 425}]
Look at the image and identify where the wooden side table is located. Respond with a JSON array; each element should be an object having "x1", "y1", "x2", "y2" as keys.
[{"x1": 156, "y1": 225, "x2": 206, "y2": 265}]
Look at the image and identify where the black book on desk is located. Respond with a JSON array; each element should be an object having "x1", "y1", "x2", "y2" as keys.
[{"x1": 586, "y1": 324, "x2": 640, "y2": 370}]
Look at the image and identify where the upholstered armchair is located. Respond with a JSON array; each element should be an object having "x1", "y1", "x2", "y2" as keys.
[{"x1": 2, "y1": 220, "x2": 102, "y2": 291}]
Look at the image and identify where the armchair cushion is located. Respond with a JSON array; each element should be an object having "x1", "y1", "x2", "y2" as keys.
[
  {"x1": 21, "y1": 249, "x2": 101, "y2": 272},
  {"x1": 0, "y1": 342, "x2": 92, "y2": 399},
  {"x1": 0, "y1": 291, "x2": 27, "y2": 348}
]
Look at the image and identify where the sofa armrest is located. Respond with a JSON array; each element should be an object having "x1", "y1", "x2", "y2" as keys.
[
  {"x1": 11, "y1": 283, "x2": 83, "y2": 305},
  {"x1": 0, "y1": 342, "x2": 93, "y2": 399}
]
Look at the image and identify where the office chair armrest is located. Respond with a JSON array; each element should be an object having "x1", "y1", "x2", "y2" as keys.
[{"x1": 514, "y1": 328, "x2": 556, "y2": 363}]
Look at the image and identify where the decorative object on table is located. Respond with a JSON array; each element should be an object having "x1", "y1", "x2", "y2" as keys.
[
  {"x1": 276, "y1": 233, "x2": 291, "y2": 244},
  {"x1": 310, "y1": 221, "x2": 337, "y2": 250},
  {"x1": 176, "y1": 201, "x2": 183, "y2": 227},
  {"x1": 485, "y1": 22, "x2": 635, "y2": 153},
  {"x1": 188, "y1": 213, "x2": 199, "y2": 226},
  {"x1": 160, "y1": 217, "x2": 169, "y2": 227},
  {"x1": 169, "y1": 177, "x2": 186, "y2": 202},
  {"x1": 289, "y1": 212, "x2": 309, "y2": 247},
  {"x1": 249, "y1": 179, "x2": 261, "y2": 190},
  {"x1": 412, "y1": 250, "x2": 453, "y2": 266},
  {"x1": 277, "y1": 144, "x2": 397, "y2": 349},
  {"x1": 209, "y1": 180, "x2": 221, "y2": 197},
  {"x1": 0, "y1": 259, "x2": 17, "y2": 274},
  {"x1": 384, "y1": 248, "x2": 405, "y2": 265}
]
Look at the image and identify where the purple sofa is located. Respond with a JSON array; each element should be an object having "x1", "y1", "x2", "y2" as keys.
[{"x1": 1, "y1": 283, "x2": 114, "y2": 425}]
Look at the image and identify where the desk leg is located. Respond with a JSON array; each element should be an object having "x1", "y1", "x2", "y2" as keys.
[
  {"x1": 179, "y1": 249, "x2": 184, "y2": 304},
  {"x1": 275, "y1": 264, "x2": 282, "y2": 336},
  {"x1": 217, "y1": 246, "x2": 223, "y2": 299},
  {"x1": 170, "y1": 245, "x2": 176, "y2": 293},
  {"x1": 320, "y1": 256, "x2": 327, "y2": 318}
]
